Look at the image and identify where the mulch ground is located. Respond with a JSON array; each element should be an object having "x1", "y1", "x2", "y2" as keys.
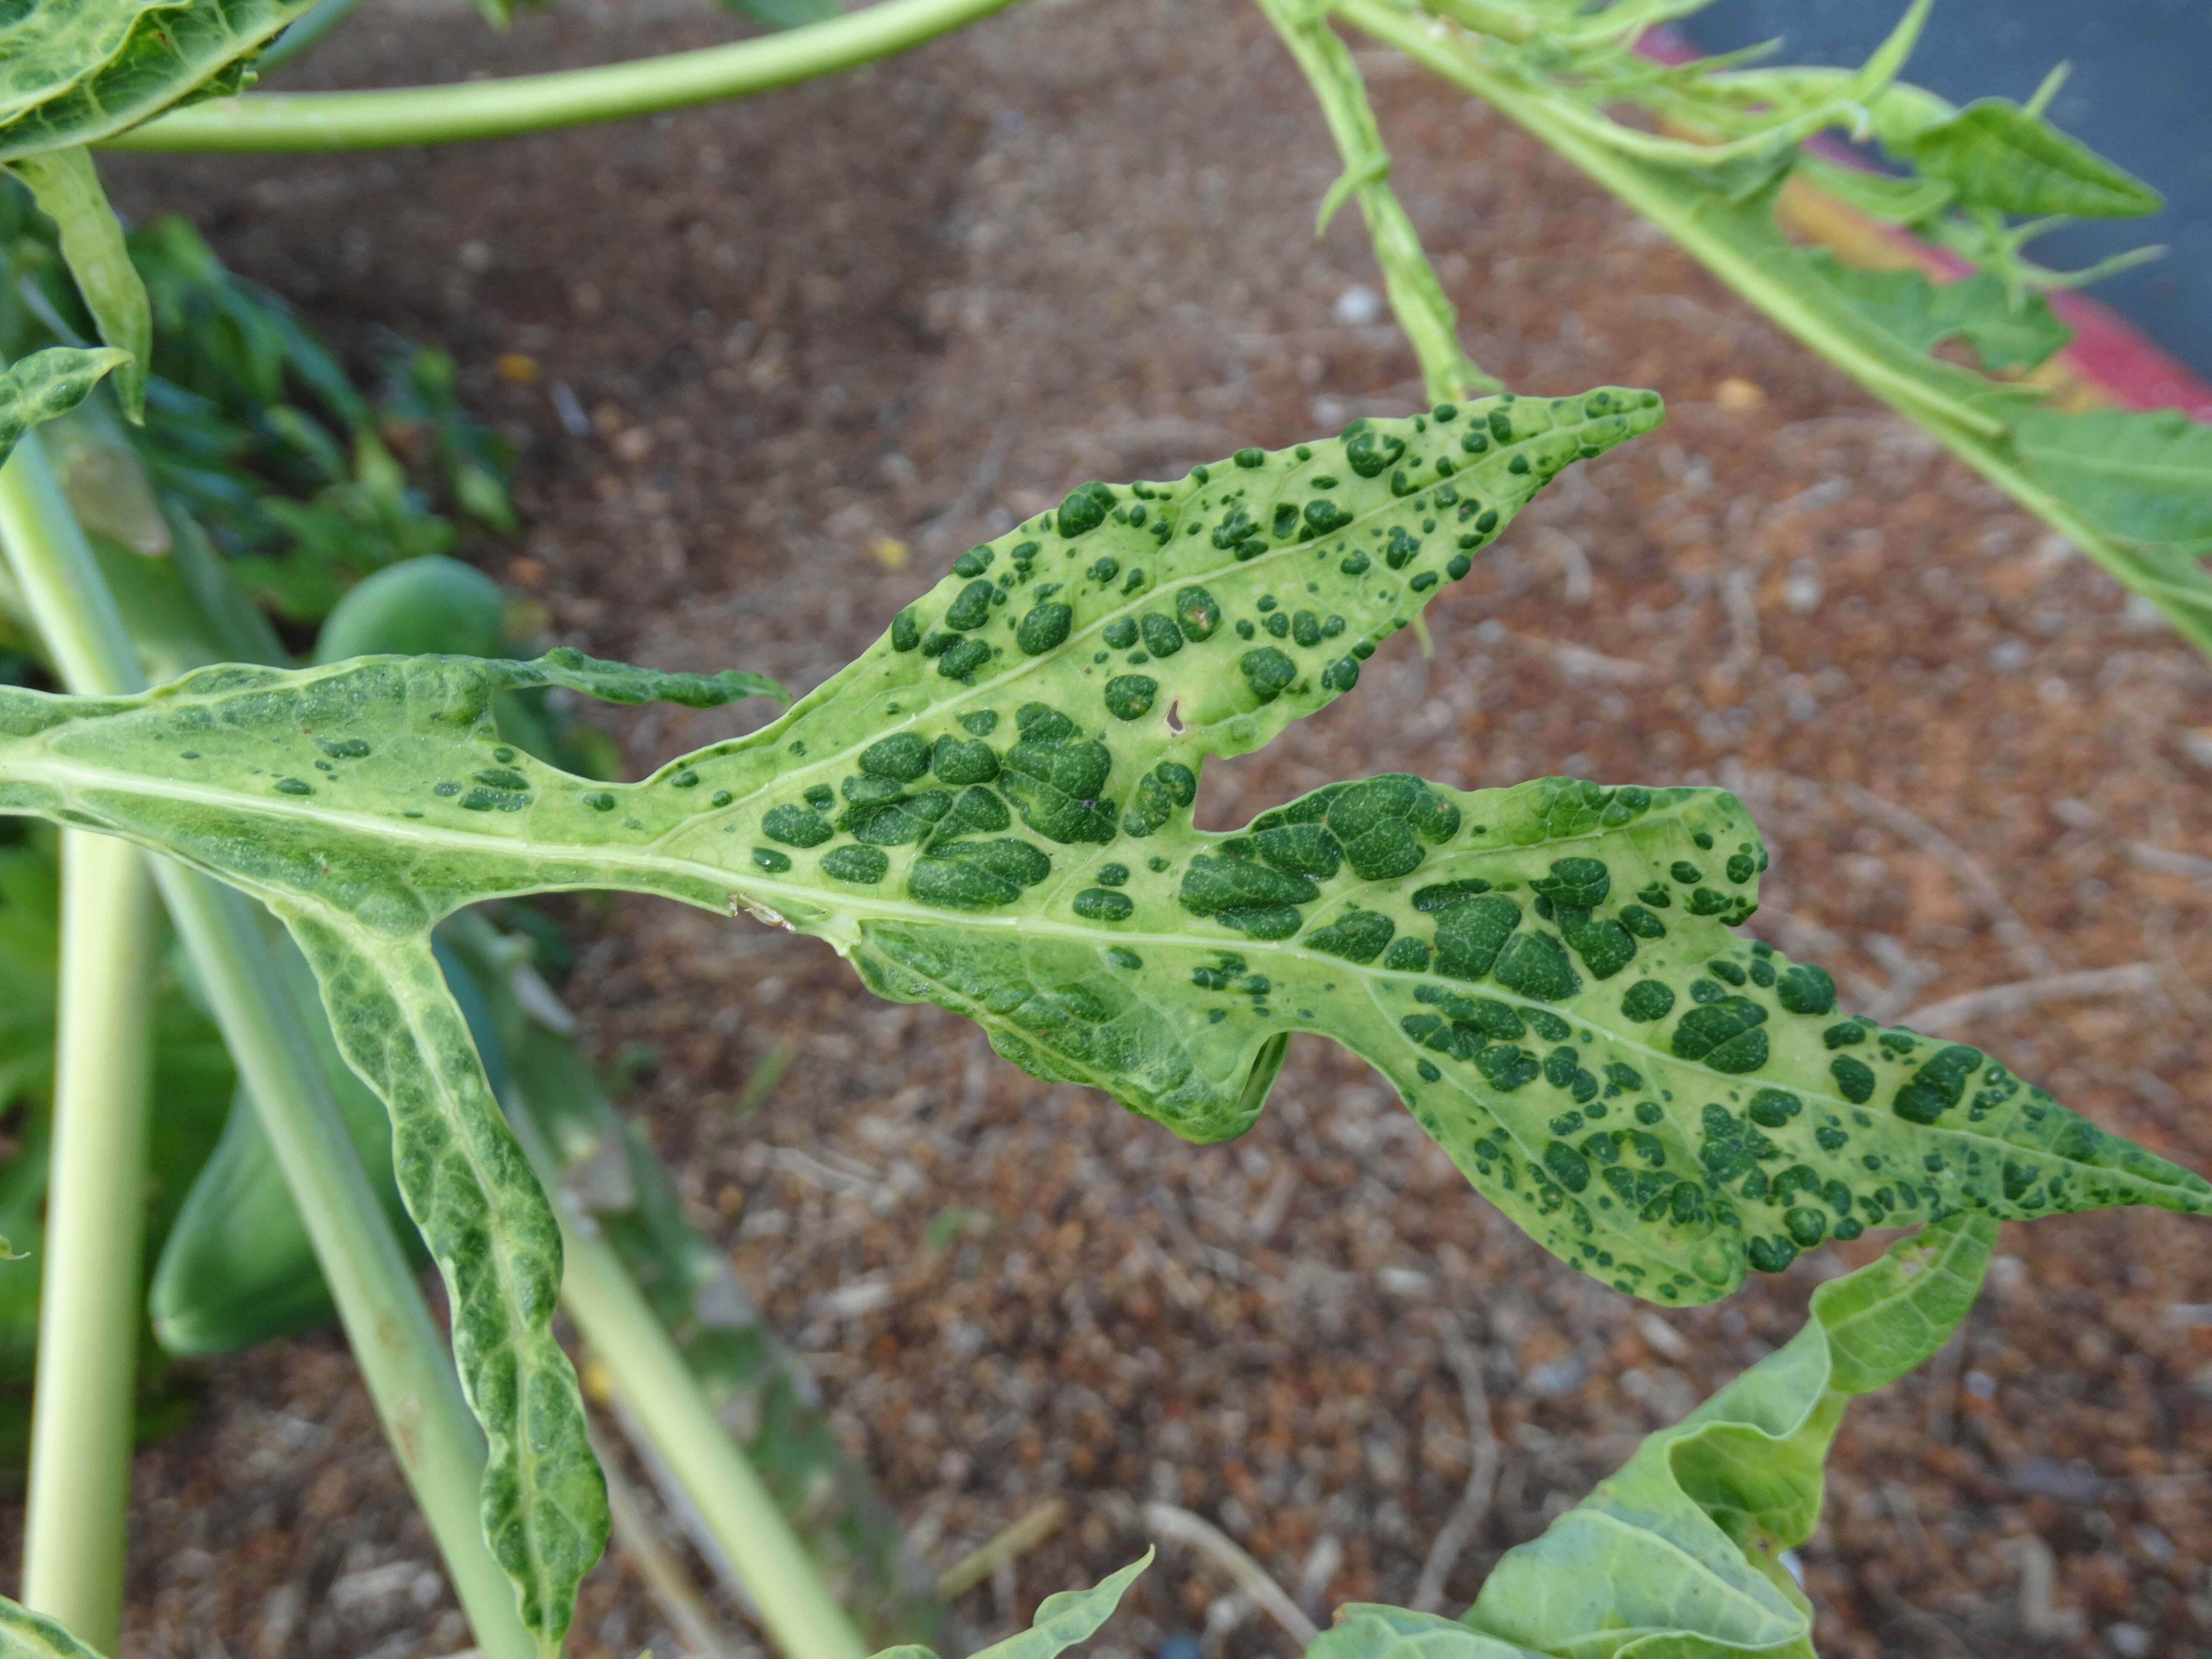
[{"x1": 41, "y1": 0, "x2": 2212, "y2": 1654}]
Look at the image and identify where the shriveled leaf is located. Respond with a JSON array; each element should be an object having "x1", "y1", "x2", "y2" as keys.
[
  {"x1": 3, "y1": 405, "x2": 2206, "y2": 1318},
  {"x1": 1806, "y1": 249, "x2": 2069, "y2": 373},
  {"x1": 1888, "y1": 97, "x2": 2161, "y2": 219},
  {"x1": 1459, "y1": 1214, "x2": 1994, "y2": 1656},
  {"x1": 2011, "y1": 405, "x2": 2212, "y2": 545},
  {"x1": 0, "y1": 1596, "x2": 107, "y2": 1659},
  {"x1": 6, "y1": 148, "x2": 149, "y2": 420},
  {"x1": 0, "y1": 346, "x2": 131, "y2": 469},
  {"x1": 0, "y1": 0, "x2": 312, "y2": 163}
]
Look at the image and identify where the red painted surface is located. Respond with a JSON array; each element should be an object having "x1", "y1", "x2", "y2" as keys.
[{"x1": 1625, "y1": 27, "x2": 2212, "y2": 418}]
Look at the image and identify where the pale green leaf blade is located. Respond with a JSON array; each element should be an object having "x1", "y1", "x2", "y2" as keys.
[
  {"x1": 0, "y1": 0, "x2": 314, "y2": 163},
  {"x1": 2011, "y1": 405, "x2": 2212, "y2": 545},
  {"x1": 1459, "y1": 1214, "x2": 1994, "y2": 1658},
  {"x1": 6, "y1": 148, "x2": 150, "y2": 420},
  {"x1": 1805, "y1": 249, "x2": 2070, "y2": 373},
  {"x1": 1890, "y1": 97, "x2": 2161, "y2": 219},
  {"x1": 0, "y1": 1596, "x2": 107, "y2": 1659},
  {"x1": 0, "y1": 346, "x2": 131, "y2": 469},
  {"x1": 280, "y1": 913, "x2": 608, "y2": 1648},
  {"x1": 1308, "y1": 1604, "x2": 1545, "y2": 1659},
  {"x1": 1812, "y1": 1202, "x2": 1995, "y2": 1395},
  {"x1": 1793, "y1": 153, "x2": 1954, "y2": 226},
  {"x1": 862, "y1": 1550, "x2": 1150, "y2": 1659},
  {"x1": 971, "y1": 1548, "x2": 1151, "y2": 1659}
]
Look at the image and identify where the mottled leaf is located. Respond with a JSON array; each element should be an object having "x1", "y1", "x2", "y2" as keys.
[
  {"x1": 2011, "y1": 405, "x2": 2212, "y2": 546},
  {"x1": 1458, "y1": 1214, "x2": 1994, "y2": 1656},
  {"x1": 0, "y1": 1, "x2": 187, "y2": 127},
  {"x1": 2, "y1": 404, "x2": 2204, "y2": 1321},
  {"x1": 0, "y1": 346, "x2": 131, "y2": 469},
  {"x1": 1806, "y1": 249, "x2": 2069, "y2": 373},
  {"x1": 6, "y1": 148, "x2": 149, "y2": 420},
  {"x1": 0, "y1": 649, "x2": 783, "y2": 1648},
  {"x1": 0, "y1": 0, "x2": 313, "y2": 163},
  {"x1": 0, "y1": 1596, "x2": 107, "y2": 1659}
]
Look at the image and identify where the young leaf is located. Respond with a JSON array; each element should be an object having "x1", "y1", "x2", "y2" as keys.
[
  {"x1": 0, "y1": 0, "x2": 314, "y2": 164},
  {"x1": 5, "y1": 148, "x2": 150, "y2": 420},
  {"x1": 0, "y1": 346, "x2": 131, "y2": 469},
  {"x1": 2, "y1": 402, "x2": 2206, "y2": 1318},
  {"x1": 0, "y1": 1594, "x2": 106, "y2": 1659},
  {"x1": 1887, "y1": 98, "x2": 2162, "y2": 219},
  {"x1": 2009, "y1": 405, "x2": 2212, "y2": 546},
  {"x1": 872, "y1": 1549, "x2": 1151, "y2": 1659},
  {"x1": 1805, "y1": 249, "x2": 2069, "y2": 373},
  {"x1": 1457, "y1": 1213, "x2": 1994, "y2": 1656}
]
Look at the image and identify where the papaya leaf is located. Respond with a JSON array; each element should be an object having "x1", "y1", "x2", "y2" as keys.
[
  {"x1": 1458, "y1": 1213, "x2": 1994, "y2": 1656},
  {"x1": 1805, "y1": 249, "x2": 2069, "y2": 374},
  {"x1": 0, "y1": 346, "x2": 131, "y2": 469},
  {"x1": 1339, "y1": 3, "x2": 2212, "y2": 657},
  {"x1": 1, "y1": 399, "x2": 2206, "y2": 1317},
  {"x1": 0, "y1": 648, "x2": 782, "y2": 1649},
  {"x1": 872, "y1": 1549, "x2": 1151, "y2": 1659},
  {"x1": 0, "y1": 1596, "x2": 106, "y2": 1659},
  {"x1": 1792, "y1": 154, "x2": 1953, "y2": 227},
  {"x1": 1887, "y1": 98, "x2": 2161, "y2": 220},
  {"x1": 2010, "y1": 405, "x2": 2212, "y2": 546},
  {"x1": 1309, "y1": 1605, "x2": 1542, "y2": 1659},
  {"x1": 5, "y1": 148, "x2": 149, "y2": 421},
  {"x1": 0, "y1": 1, "x2": 188, "y2": 128},
  {"x1": 0, "y1": 0, "x2": 313, "y2": 164}
]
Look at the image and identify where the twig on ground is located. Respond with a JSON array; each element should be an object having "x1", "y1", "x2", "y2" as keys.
[
  {"x1": 2129, "y1": 841, "x2": 2212, "y2": 882},
  {"x1": 1901, "y1": 963, "x2": 2163, "y2": 1034},
  {"x1": 1410, "y1": 1311, "x2": 1500, "y2": 1613},
  {"x1": 1838, "y1": 782, "x2": 2055, "y2": 978},
  {"x1": 936, "y1": 1497, "x2": 1070, "y2": 1602},
  {"x1": 1140, "y1": 1501, "x2": 1319, "y2": 1647}
]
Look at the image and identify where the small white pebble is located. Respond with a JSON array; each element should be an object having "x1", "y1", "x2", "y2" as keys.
[{"x1": 1334, "y1": 283, "x2": 1384, "y2": 326}]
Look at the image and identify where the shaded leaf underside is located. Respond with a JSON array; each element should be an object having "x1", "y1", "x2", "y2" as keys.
[{"x1": 0, "y1": 0, "x2": 313, "y2": 163}]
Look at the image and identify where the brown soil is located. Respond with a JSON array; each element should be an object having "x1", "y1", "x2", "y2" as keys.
[{"x1": 62, "y1": 0, "x2": 2212, "y2": 1654}]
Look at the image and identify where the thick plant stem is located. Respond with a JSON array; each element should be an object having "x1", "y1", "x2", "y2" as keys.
[
  {"x1": 0, "y1": 431, "x2": 536, "y2": 1659},
  {"x1": 20, "y1": 832, "x2": 156, "y2": 1652},
  {"x1": 1253, "y1": 0, "x2": 1499, "y2": 402},
  {"x1": 104, "y1": 0, "x2": 1021, "y2": 152}
]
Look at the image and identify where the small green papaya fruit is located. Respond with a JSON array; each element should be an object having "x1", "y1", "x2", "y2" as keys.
[{"x1": 311, "y1": 553, "x2": 506, "y2": 664}]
